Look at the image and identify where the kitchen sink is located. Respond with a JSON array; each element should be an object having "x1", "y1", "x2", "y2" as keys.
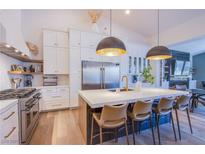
[{"x1": 108, "y1": 88, "x2": 134, "y2": 92}]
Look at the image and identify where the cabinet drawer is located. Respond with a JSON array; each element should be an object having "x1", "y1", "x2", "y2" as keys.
[
  {"x1": 0, "y1": 103, "x2": 18, "y2": 124},
  {"x1": 42, "y1": 99, "x2": 69, "y2": 111},
  {"x1": 41, "y1": 88, "x2": 57, "y2": 97},
  {"x1": 0, "y1": 103, "x2": 19, "y2": 144},
  {"x1": 0, "y1": 126, "x2": 19, "y2": 144},
  {"x1": 57, "y1": 88, "x2": 69, "y2": 96}
]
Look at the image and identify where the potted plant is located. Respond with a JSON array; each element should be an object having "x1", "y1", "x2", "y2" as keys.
[{"x1": 142, "y1": 66, "x2": 155, "y2": 85}]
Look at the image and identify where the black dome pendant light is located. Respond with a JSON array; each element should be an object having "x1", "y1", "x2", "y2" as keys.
[
  {"x1": 96, "y1": 10, "x2": 127, "y2": 56},
  {"x1": 146, "y1": 10, "x2": 172, "y2": 60}
]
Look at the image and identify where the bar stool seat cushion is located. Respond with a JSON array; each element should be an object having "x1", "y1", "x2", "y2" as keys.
[
  {"x1": 128, "y1": 111, "x2": 150, "y2": 121},
  {"x1": 152, "y1": 107, "x2": 171, "y2": 115},
  {"x1": 93, "y1": 112, "x2": 125, "y2": 128}
]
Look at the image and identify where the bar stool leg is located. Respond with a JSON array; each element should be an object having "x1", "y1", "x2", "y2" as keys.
[
  {"x1": 175, "y1": 108, "x2": 181, "y2": 140},
  {"x1": 125, "y1": 120, "x2": 129, "y2": 145},
  {"x1": 132, "y1": 120, "x2": 135, "y2": 144},
  {"x1": 156, "y1": 114, "x2": 161, "y2": 145},
  {"x1": 186, "y1": 108, "x2": 193, "y2": 134},
  {"x1": 100, "y1": 127, "x2": 103, "y2": 144},
  {"x1": 170, "y1": 112, "x2": 177, "y2": 141},
  {"x1": 114, "y1": 128, "x2": 118, "y2": 143},
  {"x1": 90, "y1": 115, "x2": 94, "y2": 145},
  {"x1": 149, "y1": 114, "x2": 156, "y2": 145}
]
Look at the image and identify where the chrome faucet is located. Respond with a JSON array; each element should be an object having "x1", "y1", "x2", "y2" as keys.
[{"x1": 122, "y1": 75, "x2": 128, "y2": 91}]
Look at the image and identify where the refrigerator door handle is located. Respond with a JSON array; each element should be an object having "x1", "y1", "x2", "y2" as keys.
[
  {"x1": 103, "y1": 67, "x2": 105, "y2": 89},
  {"x1": 100, "y1": 67, "x2": 103, "y2": 89}
]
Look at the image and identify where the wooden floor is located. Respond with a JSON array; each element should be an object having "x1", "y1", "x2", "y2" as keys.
[{"x1": 30, "y1": 107, "x2": 205, "y2": 145}]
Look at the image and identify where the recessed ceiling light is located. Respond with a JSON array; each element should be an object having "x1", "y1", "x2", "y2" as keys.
[{"x1": 125, "y1": 10, "x2": 130, "y2": 15}]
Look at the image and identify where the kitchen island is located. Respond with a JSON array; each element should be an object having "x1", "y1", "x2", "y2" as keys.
[{"x1": 78, "y1": 88, "x2": 189, "y2": 144}]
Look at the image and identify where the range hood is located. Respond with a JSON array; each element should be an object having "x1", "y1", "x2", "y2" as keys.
[{"x1": 0, "y1": 10, "x2": 42, "y2": 63}]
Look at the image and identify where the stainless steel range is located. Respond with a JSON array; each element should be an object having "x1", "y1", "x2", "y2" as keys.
[{"x1": 0, "y1": 88, "x2": 41, "y2": 144}]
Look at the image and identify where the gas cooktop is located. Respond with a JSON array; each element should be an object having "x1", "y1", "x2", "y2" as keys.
[{"x1": 0, "y1": 88, "x2": 37, "y2": 100}]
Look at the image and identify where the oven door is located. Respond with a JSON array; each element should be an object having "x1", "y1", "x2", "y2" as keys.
[{"x1": 21, "y1": 98, "x2": 39, "y2": 143}]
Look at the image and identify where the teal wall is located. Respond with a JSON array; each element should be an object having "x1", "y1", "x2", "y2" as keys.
[{"x1": 193, "y1": 52, "x2": 205, "y2": 88}]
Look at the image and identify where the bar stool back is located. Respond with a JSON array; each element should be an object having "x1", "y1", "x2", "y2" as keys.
[
  {"x1": 174, "y1": 95, "x2": 193, "y2": 140},
  {"x1": 90, "y1": 104, "x2": 129, "y2": 144}
]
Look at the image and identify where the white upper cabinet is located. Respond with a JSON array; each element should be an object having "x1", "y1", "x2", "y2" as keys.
[
  {"x1": 43, "y1": 30, "x2": 57, "y2": 47},
  {"x1": 43, "y1": 30, "x2": 69, "y2": 48},
  {"x1": 69, "y1": 29, "x2": 81, "y2": 47},
  {"x1": 43, "y1": 46, "x2": 57, "y2": 74},
  {"x1": 56, "y1": 48, "x2": 69, "y2": 74},
  {"x1": 56, "y1": 32, "x2": 69, "y2": 48},
  {"x1": 69, "y1": 47, "x2": 81, "y2": 74},
  {"x1": 81, "y1": 47, "x2": 101, "y2": 62},
  {"x1": 81, "y1": 32, "x2": 102, "y2": 49},
  {"x1": 43, "y1": 29, "x2": 69, "y2": 74}
]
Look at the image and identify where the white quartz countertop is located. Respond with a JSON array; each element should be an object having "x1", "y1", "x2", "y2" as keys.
[
  {"x1": 79, "y1": 88, "x2": 189, "y2": 108},
  {"x1": 0, "y1": 99, "x2": 18, "y2": 113},
  {"x1": 24, "y1": 85, "x2": 69, "y2": 89}
]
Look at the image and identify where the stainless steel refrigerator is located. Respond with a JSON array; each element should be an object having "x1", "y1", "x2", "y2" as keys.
[{"x1": 82, "y1": 61, "x2": 120, "y2": 90}]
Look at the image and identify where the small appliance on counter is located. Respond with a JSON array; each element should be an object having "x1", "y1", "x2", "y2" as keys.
[
  {"x1": 11, "y1": 78, "x2": 22, "y2": 89},
  {"x1": 43, "y1": 75, "x2": 58, "y2": 86}
]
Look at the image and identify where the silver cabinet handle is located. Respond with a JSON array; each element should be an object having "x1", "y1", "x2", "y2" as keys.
[
  {"x1": 52, "y1": 96, "x2": 61, "y2": 98},
  {"x1": 4, "y1": 127, "x2": 16, "y2": 139},
  {"x1": 3, "y1": 112, "x2": 15, "y2": 121}
]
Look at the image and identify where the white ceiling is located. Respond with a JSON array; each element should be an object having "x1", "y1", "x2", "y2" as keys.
[
  {"x1": 113, "y1": 9, "x2": 205, "y2": 37},
  {"x1": 169, "y1": 36, "x2": 205, "y2": 55}
]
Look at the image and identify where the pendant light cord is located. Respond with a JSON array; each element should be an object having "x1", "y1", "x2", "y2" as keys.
[
  {"x1": 110, "y1": 9, "x2": 112, "y2": 36},
  {"x1": 157, "y1": 9, "x2": 159, "y2": 46}
]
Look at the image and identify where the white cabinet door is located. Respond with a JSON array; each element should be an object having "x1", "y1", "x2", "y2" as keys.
[
  {"x1": 69, "y1": 29, "x2": 81, "y2": 47},
  {"x1": 57, "y1": 32, "x2": 69, "y2": 48},
  {"x1": 70, "y1": 73, "x2": 81, "y2": 108},
  {"x1": 81, "y1": 32, "x2": 102, "y2": 48},
  {"x1": 81, "y1": 47, "x2": 100, "y2": 61},
  {"x1": 0, "y1": 102, "x2": 19, "y2": 145},
  {"x1": 56, "y1": 48, "x2": 69, "y2": 74},
  {"x1": 69, "y1": 47, "x2": 81, "y2": 74},
  {"x1": 43, "y1": 46, "x2": 57, "y2": 74},
  {"x1": 43, "y1": 30, "x2": 57, "y2": 47}
]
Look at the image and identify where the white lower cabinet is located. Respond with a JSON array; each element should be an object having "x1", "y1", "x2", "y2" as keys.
[
  {"x1": 69, "y1": 73, "x2": 81, "y2": 108},
  {"x1": 40, "y1": 86, "x2": 70, "y2": 111},
  {"x1": 0, "y1": 101, "x2": 19, "y2": 145}
]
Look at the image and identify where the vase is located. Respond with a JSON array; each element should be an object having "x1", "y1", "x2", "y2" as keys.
[{"x1": 135, "y1": 81, "x2": 142, "y2": 92}]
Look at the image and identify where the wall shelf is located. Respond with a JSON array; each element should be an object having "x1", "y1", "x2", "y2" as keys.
[{"x1": 8, "y1": 71, "x2": 43, "y2": 75}]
